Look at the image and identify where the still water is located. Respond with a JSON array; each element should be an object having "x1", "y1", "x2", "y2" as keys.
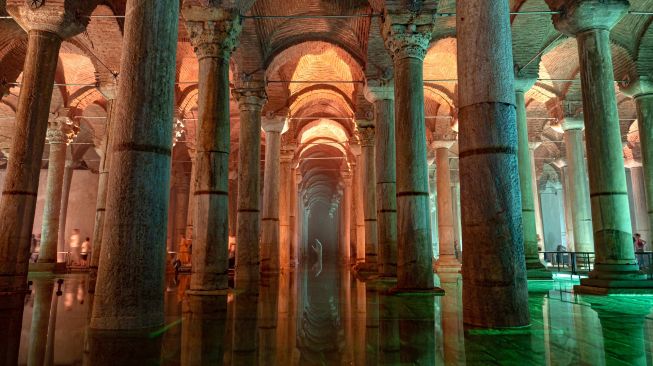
[{"x1": 5, "y1": 264, "x2": 653, "y2": 365}]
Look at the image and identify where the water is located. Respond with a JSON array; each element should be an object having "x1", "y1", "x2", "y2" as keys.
[{"x1": 5, "y1": 267, "x2": 653, "y2": 365}]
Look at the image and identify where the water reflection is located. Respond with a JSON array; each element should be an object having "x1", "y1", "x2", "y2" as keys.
[{"x1": 6, "y1": 271, "x2": 653, "y2": 365}]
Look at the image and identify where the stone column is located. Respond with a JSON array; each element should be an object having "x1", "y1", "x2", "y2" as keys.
[
  {"x1": 365, "y1": 81, "x2": 397, "y2": 277},
  {"x1": 186, "y1": 151, "x2": 197, "y2": 239},
  {"x1": 622, "y1": 78, "x2": 653, "y2": 242},
  {"x1": 429, "y1": 165, "x2": 439, "y2": 259},
  {"x1": 233, "y1": 82, "x2": 266, "y2": 286},
  {"x1": 561, "y1": 118, "x2": 594, "y2": 253},
  {"x1": 0, "y1": 1, "x2": 96, "y2": 292},
  {"x1": 279, "y1": 148, "x2": 294, "y2": 271},
  {"x1": 350, "y1": 146, "x2": 366, "y2": 264},
  {"x1": 355, "y1": 120, "x2": 378, "y2": 272},
  {"x1": 340, "y1": 173, "x2": 353, "y2": 264},
  {"x1": 289, "y1": 169, "x2": 298, "y2": 266},
  {"x1": 36, "y1": 117, "x2": 76, "y2": 268},
  {"x1": 183, "y1": 7, "x2": 241, "y2": 293},
  {"x1": 515, "y1": 79, "x2": 550, "y2": 278},
  {"x1": 529, "y1": 143, "x2": 545, "y2": 247},
  {"x1": 457, "y1": 0, "x2": 529, "y2": 326},
  {"x1": 434, "y1": 141, "x2": 460, "y2": 272},
  {"x1": 550, "y1": 1, "x2": 650, "y2": 291},
  {"x1": 90, "y1": 0, "x2": 179, "y2": 330},
  {"x1": 627, "y1": 163, "x2": 650, "y2": 240},
  {"x1": 260, "y1": 116, "x2": 286, "y2": 274},
  {"x1": 382, "y1": 11, "x2": 438, "y2": 290},
  {"x1": 57, "y1": 158, "x2": 74, "y2": 257}
]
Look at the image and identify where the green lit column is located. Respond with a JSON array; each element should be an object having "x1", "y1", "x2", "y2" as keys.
[{"x1": 549, "y1": 0, "x2": 653, "y2": 292}]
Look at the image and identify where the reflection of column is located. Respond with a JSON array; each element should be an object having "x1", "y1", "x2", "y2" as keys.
[
  {"x1": 184, "y1": 8, "x2": 241, "y2": 293},
  {"x1": 340, "y1": 174, "x2": 352, "y2": 264},
  {"x1": 457, "y1": 0, "x2": 529, "y2": 326},
  {"x1": 232, "y1": 287, "x2": 259, "y2": 365},
  {"x1": 434, "y1": 142, "x2": 460, "y2": 272},
  {"x1": 38, "y1": 117, "x2": 76, "y2": 267},
  {"x1": 397, "y1": 296, "x2": 437, "y2": 364},
  {"x1": 365, "y1": 288, "x2": 379, "y2": 365},
  {"x1": 354, "y1": 280, "x2": 366, "y2": 365},
  {"x1": 90, "y1": 0, "x2": 179, "y2": 330},
  {"x1": 378, "y1": 291, "x2": 400, "y2": 364},
  {"x1": 258, "y1": 277, "x2": 279, "y2": 365},
  {"x1": 382, "y1": 11, "x2": 436, "y2": 289},
  {"x1": 594, "y1": 306, "x2": 649, "y2": 366},
  {"x1": 356, "y1": 121, "x2": 378, "y2": 271},
  {"x1": 552, "y1": 1, "x2": 647, "y2": 289},
  {"x1": 0, "y1": 2, "x2": 95, "y2": 292},
  {"x1": 440, "y1": 280, "x2": 465, "y2": 365},
  {"x1": 279, "y1": 149, "x2": 294, "y2": 271},
  {"x1": 365, "y1": 81, "x2": 397, "y2": 277},
  {"x1": 44, "y1": 280, "x2": 61, "y2": 366},
  {"x1": 627, "y1": 165, "x2": 651, "y2": 240},
  {"x1": 515, "y1": 79, "x2": 549, "y2": 278},
  {"x1": 562, "y1": 118, "x2": 593, "y2": 252},
  {"x1": 27, "y1": 279, "x2": 54, "y2": 366},
  {"x1": 260, "y1": 116, "x2": 286, "y2": 274},
  {"x1": 181, "y1": 295, "x2": 228, "y2": 365},
  {"x1": 233, "y1": 82, "x2": 266, "y2": 286}
]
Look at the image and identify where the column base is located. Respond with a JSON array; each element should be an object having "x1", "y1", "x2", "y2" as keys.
[
  {"x1": 525, "y1": 259, "x2": 552, "y2": 280},
  {"x1": 387, "y1": 286, "x2": 445, "y2": 296},
  {"x1": 434, "y1": 256, "x2": 461, "y2": 274},
  {"x1": 574, "y1": 278, "x2": 653, "y2": 295}
]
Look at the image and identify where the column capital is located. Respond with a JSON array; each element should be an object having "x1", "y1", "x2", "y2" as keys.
[
  {"x1": 232, "y1": 81, "x2": 267, "y2": 112},
  {"x1": 47, "y1": 115, "x2": 78, "y2": 145},
  {"x1": 280, "y1": 148, "x2": 295, "y2": 163},
  {"x1": 561, "y1": 117, "x2": 585, "y2": 131},
  {"x1": 514, "y1": 77, "x2": 537, "y2": 93},
  {"x1": 624, "y1": 158, "x2": 642, "y2": 168},
  {"x1": 547, "y1": 0, "x2": 629, "y2": 36},
  {"x1": 349, "y1": 143, "x2": 362, "y2": 156},
  {"x1": 261, "y1": 114, "x2": 287, "y2": 133},
  {"x1": 381, "y1": 10, "x2": 436, "y2": 61},
  {"x1": 182, "y1": 6, "x2": 242, "y2": 60},
  {"x1": 528, "y1": 141, "x2": 542, "y2": 150},
  {"x1": 6, "y1": 0, "x2": 98, "y2": 39},
  {"x1": 356, "y1": 120, "x2": 375, "y2": 147},
  {"x1": 364, "y1": 79, "x2": 395, "y2": 103},
  {"x1": 97, "y1": 82, "x2": 118, "y2": 101},
  {"x1": 620, "y1": 77, "x2": 653, "y2": 99},
  {"x1": 431, "y1": 140, "x2": 455, "y2": 150}
]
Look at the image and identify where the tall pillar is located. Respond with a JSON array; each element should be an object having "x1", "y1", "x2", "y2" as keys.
[
  {"x1": 289, "y1": 168, "x2": 298, "y2": 266},
  {"x1": 382, "y1": 10, "x2": 438, "y2": 291},
  {"x1": 233, "y1": 82, "x2": 266, "y2": 286},
  {"x1": 183, "y1": 7, "x2": 241, "y2": 293},
  {"x1": 515, "y1": 79, "x2": 550, "y2": 278},
  {"x1": 355, "y1": 120, "x2": 378, "y2": 272},
  {"x1": 457, "y1": 0, "x2": 529, "y2": 326},
  {"x1": 627, "y1": 163, "x2": 650, "y2": 240},
  {"x1": 57, "y1": 158, "x2": 74, "y2": 257},
  {"x1": 549, "y1": 0, "x2": 652, "y2": 292},
  {"x1": 186, "y1": 151, "x2": 197, "y2": 239},
  {"x1": 90, "y1": 0, "x2": 179, "y2": 330},
  {"x1": 429, "y1": 165, "x2": 439, "y2": 259},
  {"x1": 622, "y1": 78, "x2": 653, "y2": 242},
  {"x1": 260, "y1": 116, "x2": 286, "y2": 274},
  {"x1": 340, "y1": 173, "x2": 353, "y2": 264},
  {"x1": 529, "y1": 144, "x2": 545, "y2": 245},
  {"x1": 0, "y1": 1, "x2": 96, "y2": 292},
  {"x1": 350, "y1": 146, "x2": 366, "y2": 264},
  {"x1": 434, "y1": 141, "x2": 460, "y2": 272},
  {"x1": 365, "y1": 81, "x2": 397, "y2": 277},
  {"x1": 561, "y1": 117, "x2": 594, "y2": 252},
  {"x1": 36, "y1": 117, "x2": 76, "y2": 268},
  {"x1": 279, "y1": 148, "x2": 294, "y2": 271}
]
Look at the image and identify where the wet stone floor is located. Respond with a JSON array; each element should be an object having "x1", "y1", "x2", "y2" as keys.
[{"x1": 5, "y1": 265, "x2": 653, "y2": 365}]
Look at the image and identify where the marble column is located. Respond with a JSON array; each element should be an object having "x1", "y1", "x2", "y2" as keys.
[
  {"x1": 57, "y1": 159, "x2": 74, "y2": 257},
  {"x1": 186, "y1": 151, "x2": 197, "y2": 239},
  {"x1": 529, "y1": 143, "x2": 545, "y2": 247},
  {"x1": 90, "y1": 0, "x2": 179, "y2": 330},
  {"x1": 183, "y1": 7, "x2": 241, "y2": 293},
  {"x1": 260, "y1": 116, "x2": 286, "y2": 274},
  {"x1": 365, "y1": 81, "x2": 398, "y2": 277},
  {"x1": 382, "y1": 11, "x2": 438, "y2": 290},
  {"x1": 289, "y1": 169, "x2": 298, "y2": 266},
  {"x1": 627, "y1": 163, "x2": 650, "y2": 240},
  {"x1": 515, "y1": 79, "x2": 550, "y2": 278},
  {"x1": 561, "y1": 118, "x2": 594, "y2": 252},
  {"x1": 429, "y1": 165, "x2": 439, "y2": 260},
  {"x1": 233, "y1": 82, "x2": 266, "y2": 286},
  {"x1": 27, "y1": 279, "x2": 54, "y2": 366},
  {"x1": 279, "y1": 148, "x2": 294, "y2": 271},
  {"x1": 37, "y1": 118, "x2": 76, "y2": 268},
  {"x1": 0, "y1": 2, "x2": 96, "y2": 292},
  {"x1": 90, "y1": 93, "x2": 117, "y2": 292},
  {"x1": 622, "y1": 78, "x2": 653, "y2": 242},
  {"x1": 340, "y1": 173, "x2": 353, "y2": 264},
  {"x1": 434, "y1": 142, "x2": 460, "y2": 272},
  {"x1": 550, "y1": 1, "x2": 650, "y2": 291},
  {"x1": 356, "y1": 120, "x2": 378, "y2": 272},
  {"x1": 350, "y1": 146, "x2": 366, "y2": 264},
  {"x1": 457, "y1": 0, "x2": 529, "y2": 326}
]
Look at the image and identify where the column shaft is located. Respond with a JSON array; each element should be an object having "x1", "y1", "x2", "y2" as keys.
[
  {"x1": 38, "y1": 135, "x2": 68, "y2": 264},
  {"x1": 563, "y1": 126, "x2": 593, "y2": 252},
  {"x1": 434, "y1": 146, "x2": 459, "y2": 271},
  {"x1": 57, "y1": 160, "x2": 73, "y2": 257},
  {"x1": 358, "y1": 125, "x2": 378, "y2": 269},
  {"x1": 341, "y1": 177, "x2": 352, "y2": 264},
  {"x1": 91, "y1": 0, "x2": 179, "y2": 329},
  {"x1": 457, "y1": 0, "x2": 529, "y2": 327},
  {"x1": 635, "y1": 95, "x2": 653, "y2": 241},
  {"x1": 261, "y1": 125, "x2": 283, "y2": 273},
  {"x1": 279, "y1": 153, "x2": 292, "y2": 270},
  {"x1": 0, "y1": 30, "x2": 61, "y2": 291}
]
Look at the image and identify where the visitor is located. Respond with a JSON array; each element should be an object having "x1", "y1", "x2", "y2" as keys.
[
  {"x1": 556, "y1": 244, "x2": 567, "y2": 266},
  {"x1": 634, "y1": 233, "x2": 647, "y2": 253},
  {"x1": 80, "y1": 237, "x2": 91, "y2": 267},
  {"x1": 69, "y1": 229, "x2": 81, "y2": 266},
  {"x1": 178, "y1": 235, "x2": 190, "y2": 266}
]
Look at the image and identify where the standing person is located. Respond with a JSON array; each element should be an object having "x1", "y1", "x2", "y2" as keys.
[
  {"x1": 634, "y1": 233, "x2": 647, "y2": 253},
  {"x1": 69, "y1": 229, "x2": 81, "y2": 266},
  {"x1": 80, "y1": 237, "x2": 91, "y2": 267}
]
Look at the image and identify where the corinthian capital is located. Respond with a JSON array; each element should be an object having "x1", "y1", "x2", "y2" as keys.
[
  {"x1": 6, "y1": 0, "x2": 99, "y2": 39},
  {"x1": 381, "y1": 10, "x2": 436, "y2": 61},
  {"x1": 232, "y1": 80, "x2": 267, "y2": 112},
  {"x1": 47, "y1": 115, "x2": 78, "y2": 145},
  {"x1": 182, "y1": 6, "x2": 242, "y2": 60}
]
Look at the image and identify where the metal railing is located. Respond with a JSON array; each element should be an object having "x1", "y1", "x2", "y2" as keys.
[
  {"x1": 635, "y1": 252, "x2": 653, "y2": 279},
  {"x1": 540, "y1": 251, "x2": 595, "y2": 276}
]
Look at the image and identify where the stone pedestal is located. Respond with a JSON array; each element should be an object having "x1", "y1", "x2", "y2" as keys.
[
  {"x1": 515, "y1": 79, "x2": 550, "y2": 279},
  {"x1": 90, "y1": 0, "x2": 179, "y2": 330},
  {"x1": 260, "y1": 116, "x2": 286, "y2": 274},
  {"x1": 549, "y1": 0, "x2": 653, "y2": 293},
  {"x1": 457, "y1": 0, "x2": 529, "y2": 326},
  {"x1": 382, "y1": 11, "x2": 439, "y2": 291},
  {"x1": 561, "y1": 118, "x2": 594, "y2": 253},
  {"x1": 365, "y1": 81, "x2": 398, "y2": 277},
  {"x1": 183, "y1": 7, "x2": 241, "y2": 293},
  {"x1": 434, "y1": 141, "x2": 461, "y2": 273},
  {"x1": 355, "y1": 120, "x2": 378, "y2": 273},
  {"x1": 0, "y1": 1, "x2": 97, "y2": 292},
  {"x1": 233, "y1": 82, "x2": 266, "y2": 286},
  {"x1": 37, "y1": 117, "x2": 77, "y2": 269}
]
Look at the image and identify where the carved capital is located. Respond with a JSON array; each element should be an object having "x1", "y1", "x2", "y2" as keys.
[
  {"x1": 364, "y1": 78, "x2": 395, "y2": 103},
  {"x1": 547, "y1": 0, "x2": 629, "y2": 36},
  {"x1": 232, "y1": 81, "x2": 267, "y2": 112},
  {"x1": 620, "y1": 76, "x2": 653, "y2": 99},
  {"x1": 381, "y1": 10, "x2": 436, "y2": 61},
  {"x1": 6, "y1": 0, "x2": 99, "y2": 39},
  {"x1": 183, "y1": 6, "x2": 241, "y2": 60},
  {"x1": 261, "y1": 115, "x2": 287, "y2": 133},
  {"x1": 47, "y1": 115, "x2": 78, "y2": 145}
]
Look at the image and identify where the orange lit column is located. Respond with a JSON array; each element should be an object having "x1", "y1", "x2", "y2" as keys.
[
  {"x1": 279, "y1": 148, "x2": 294, "y2": 271},
  {"x1": 434, "y1": 140, "x2": 461, "y2": 272}
]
